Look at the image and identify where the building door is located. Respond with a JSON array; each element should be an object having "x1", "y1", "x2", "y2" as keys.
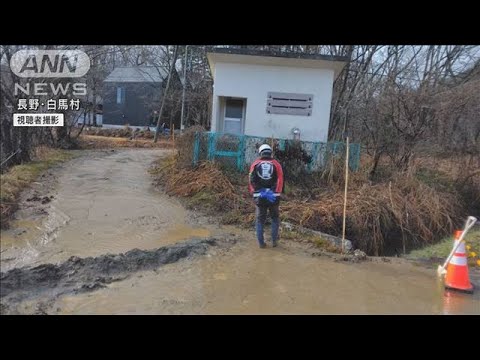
[{"x1": 223, "y1": 98, "x2": 245, "y2": 135}]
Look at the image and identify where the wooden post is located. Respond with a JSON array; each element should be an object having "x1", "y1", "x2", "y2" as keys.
[{"x1": 342, "y1": 136, "x2": 350, "y2": 253}]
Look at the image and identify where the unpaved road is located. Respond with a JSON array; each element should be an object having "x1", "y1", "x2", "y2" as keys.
[{"x1": 1, "y1": 149, "x2": 479, "y2": 314}]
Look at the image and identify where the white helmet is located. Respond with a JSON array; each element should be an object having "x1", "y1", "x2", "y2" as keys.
[{"x1": 258, "y1": 144, "x2": 272, "y2": 156}]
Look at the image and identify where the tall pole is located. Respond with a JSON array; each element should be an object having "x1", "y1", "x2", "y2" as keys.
[
  {"x1": 342, "y1": 135, "x2": 350, "y2": 253},
  {"x1": 180, "y1": 45, "x2": 188, "y2": 131},
  {"x1": 154, "y1": 45, "x2": 179, "y2": 143}
]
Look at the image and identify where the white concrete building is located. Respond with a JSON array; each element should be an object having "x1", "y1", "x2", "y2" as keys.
[{"x1": 207, "y1": 48, "x2": 348, "y2": 142}]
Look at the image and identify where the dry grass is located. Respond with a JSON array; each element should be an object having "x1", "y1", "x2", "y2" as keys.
[
  {"x1": 80, "y1": 126, "x2": 157, "y2": 139},
  {"x1": 414, "y1": 154, "x2": 480, "y2": 214},
  {"x1": 282, "y1": 177, "x2": 461, "y2": 255},
  {"x1": 1, "y1": 146, "x2": 74, "y2": 229},
  {"x1": 150, "y1": 156, "x2": 251, "y2": 216},
  {"x1": 78, "y1": 135, "x2": 173, "y2": 149}
]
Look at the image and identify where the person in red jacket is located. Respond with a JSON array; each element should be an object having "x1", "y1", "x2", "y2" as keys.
[{"x1": 248, "y1": 144, "x2": 284, "y2": 248}]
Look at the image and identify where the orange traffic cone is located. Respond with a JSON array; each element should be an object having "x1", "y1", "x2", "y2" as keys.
[{"x1": 444, "y1": 230, "x2": 474, "y2": 294}]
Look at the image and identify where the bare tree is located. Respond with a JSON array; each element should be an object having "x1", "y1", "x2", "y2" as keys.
[{"x1": 154, "y1": 45, "x2": 179, "y2": 142}]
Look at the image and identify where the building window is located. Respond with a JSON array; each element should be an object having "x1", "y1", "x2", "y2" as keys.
[
  {"x1": 266, "y1": 92, "x2": 313, "y2": 116},
  {"x1": 116, "y1": 87, "x2": 125, "y2": 104}
]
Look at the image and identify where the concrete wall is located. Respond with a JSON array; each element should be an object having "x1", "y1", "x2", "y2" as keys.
[{"x1": 211, "y1": 62, "x2": 335, "y2": 142}]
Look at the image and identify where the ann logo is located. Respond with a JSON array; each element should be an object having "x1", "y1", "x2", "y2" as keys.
[
  {"x1": 20, "y1": 54, "x2": 78, "y2": 74},
  {"x1": 10, "y1": 50, "x2": 90, "y2": 78}
]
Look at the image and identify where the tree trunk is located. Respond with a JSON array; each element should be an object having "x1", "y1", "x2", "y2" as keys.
[
  {"x1": 18, "y1": 127, "x2": 31, "y2": 163},
  {"x1": 369, "y1": 151, "x2": 382, "y2": 179},
  {"x1": 154, "y1": 45, "x2": 179, "y2": 142},
  {"x1": 0, "y1": 115, "x2": 13, "y2": 169},
  {"x1": 92, "y1": 88, "x2": 97, "y2": 127}
]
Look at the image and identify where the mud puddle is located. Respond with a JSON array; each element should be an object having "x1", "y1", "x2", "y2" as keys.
[
  {"x1": 1, "y1": 149, "x2": 212, "y2": 272},
  {"x1": 35, "y1": 239, "x2": 480, "y2": 315},
  {"x1": 0, "y1": 237, "x2": 238, "y2": 314}
]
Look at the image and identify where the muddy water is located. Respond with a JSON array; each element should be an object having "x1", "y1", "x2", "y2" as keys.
[
  {"x1": 1, "y1": 149, "x2": 210, "y2": 271},
  {"x1": 54, "y1": 239, "x2": 480, "y2": 315},
  {"x1": 2, "y1": 149, "x2": 479, "y2": 314}
]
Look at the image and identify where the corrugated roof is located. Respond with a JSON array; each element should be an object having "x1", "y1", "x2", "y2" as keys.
[{"x1": 104, "y1": 66, "x2": 167, "y2": 83}]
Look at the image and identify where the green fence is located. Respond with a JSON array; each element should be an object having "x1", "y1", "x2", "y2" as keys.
[{"x1": 193, "y1": 132, "x2": 361, "y2": 172}]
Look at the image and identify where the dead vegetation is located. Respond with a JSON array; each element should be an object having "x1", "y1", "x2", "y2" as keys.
[
  {"x1": 77, "y1": 135, "x2": 173, "y2": 149},
  {"x1": 150, "y1": 156, "x2": 253, "y2": 221},
  {"x1": 1, "y1": 147, "x2": 74, "y2": 229},
  {"x1": 81, "y1": 127, "x2": 159, "y2": 140},
  {"x1": 151, "y1": 130, "x2": 478, "y2": 256},
  {"x1": 281, "y1": 178, "x2": 461, "y2": 255}
]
